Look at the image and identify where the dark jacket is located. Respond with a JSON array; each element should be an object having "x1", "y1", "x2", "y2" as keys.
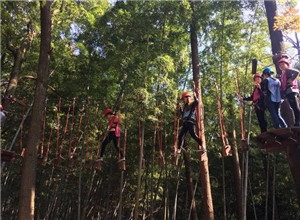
[
  {"x1": 179, "y1": 95, "x2": 198, "y2": 123},
  {"x1": 281, "y1": 68, "x2": 299, "y2": 95}
]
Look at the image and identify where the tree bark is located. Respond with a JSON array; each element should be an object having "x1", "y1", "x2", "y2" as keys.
[
  {"x1": 286, "y1": 144, "x2": 300, "y2": 206},
  {"x1": 190, "y1": 1, "x2": 214, "y2": 219},
  {"x1": 17, "y1": 1, "x2": 52, "y2": 220},
  {"x1": 264, "y1": 0, "x2": 285, "y2": 58}
]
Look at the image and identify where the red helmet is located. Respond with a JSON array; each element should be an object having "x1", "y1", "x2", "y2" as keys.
[
  {"x1": 181, "y1": 92, "x2": 191, "y2": 100},
  {"x1": 278, "y1": 58, "x2": 290, "y2": 67},
  {"x1": 103, "y1": 108, "x2": 113, "y2": 116},
  {"x1": 253, "y1": 73, "x2": 262, "y2": 80}
]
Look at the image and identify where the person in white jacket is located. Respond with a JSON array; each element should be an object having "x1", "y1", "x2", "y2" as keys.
[{"x1": 261, "y1": 67, "x2": 287, "y2": 129}]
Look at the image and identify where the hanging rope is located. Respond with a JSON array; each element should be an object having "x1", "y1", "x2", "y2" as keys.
[
  {"x1": 93, "y1": 104, "x2": 103, "y2": 171},
  {"x1": 42, "y1": 117, "x2": 54, "y2": 166},
  {"x1": 54, "y1": 98, "x2": 62, "y2": 166},
  {"x1": 122, "y1": 105, "x2": 128, "y2": 160},
  {"x1": 137, "y1": 108, "x2": 145, "y2": 168},
  {"x1": 19, "y1": 98, "x2": 26, "y2": 156},
  {"x1": 58, "y1": 106, "x2": 70, "y2": 157},
  {"x1": 39, "y1": 99, "x2": 47, "y2": 159},
  {"x1": 172, "y1": 96, "x2": 180, "y2": 165},
  {"x1": 213, "y1": 77, "x2": 232, "y2": 157},
  {"x1": 92, "y1": 103, "x2": 99, "y2": 160},
  {"x1": 67, "y1": 98, "x2": 76, "y2": 168},
  {"x1": 118, "y1": 104, "x2": 128, "y2": 171},
  {"x1": 235, "y1": 69, "x2": 249, "y2": 151},
  {"x1": 71, "y1": 105, "x2": 85, "y2": 158},
  {"x1": 84, "y1": 99, "x2": 93, "y2": 169},
  {"x1": 157, "y1": 118, "x2": 165, "y2": 168}
]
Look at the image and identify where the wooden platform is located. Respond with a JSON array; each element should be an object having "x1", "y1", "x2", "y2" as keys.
[{"x1": 255, "y1": 127, "x2": 300, "y2": 152}]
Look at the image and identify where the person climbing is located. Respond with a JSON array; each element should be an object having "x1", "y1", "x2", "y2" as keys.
[
  {"x1": 176, "y1": 87, "x2": 204, "y2": 156},
  {"x1": 261, "y1": 67, "x2": 287, "y2": 129},
  {"x1": 240, "y1": 73, "x2": 267, "y2": 133},
  {"x1": 278, "y1": 58, "x2": 300, "y2": 126},
  {"x1": 98, "y1": 108, "x2": 125, "y2": 162}
]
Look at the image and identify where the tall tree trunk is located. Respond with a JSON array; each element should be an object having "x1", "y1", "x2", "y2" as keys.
[
  {"x1": 286, "y1": 142, "x2": 300, "y2": 206},
  {"x1": 264, "y1": 0, "x2": 300, "y2": 206},
  {"x1": 264, "y1": 0, "x2": 285, "y2": 60},
  {"x1": 190, "y1": 1, "x2": 214, "y2": 219},
  {"x1": 17, "y1": 2, "x2": 52, "y2": 220}
]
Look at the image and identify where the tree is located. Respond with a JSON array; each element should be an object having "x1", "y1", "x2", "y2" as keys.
[
  {"x1": 17, "y1": 1, "x2": 53, "y2": 219},
  {"x1": 1, "y1": 2, "x2": 39, "y2": 112},
  {"x1": 274, "y1": 6, "x2": 300, "y2": 59},
  {"x1": 190, "y1": 1, "x2": 214, "y2": 219},
  {"x1": 1, "y1": 1, "x2": 299, "y2": 219}
]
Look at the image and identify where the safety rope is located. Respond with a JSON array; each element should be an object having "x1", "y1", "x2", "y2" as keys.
[
  {"x1": 173, "y1": 97, "x2": 180, "y2": 156},
  {"x1": 58, "y1": 105, "x2": 71, "y2": 159},
  {"x1": 69, "y1": 98, "x2": 76, "y2": 154},
  {"x1": 40, "y1": 99, "x2": 47, "y2": 158},
  {"x1": 84, "y1": 99, "x2": 92, "y2": 168},
  {"x1": 122, "y1": 105, "x2": 128, "y2": 160},
  {"x1": 235, "y1": 69, "x2": 248, "y2": 150},
  {"x1": 55, "y1": 98, "x2": 62, "y2": 160},
  {"x1": 95, "y1": 108, "x2": 103, "y2": 159},
  {"x1": 19, "y1": 98, "x2": 26, "y2": 156},
  {"x1": 42, "y1": 117, "x2": 54, "y2": 166},
  {"x1": 213, "y1": 77, "x2": 232, "y2": 157},
  {"x1": 157, "y1": 118, "x2": 165, "y2": 167}
]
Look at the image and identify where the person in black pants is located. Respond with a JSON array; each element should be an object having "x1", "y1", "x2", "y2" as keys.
[
  {"x1": 261, "y1": 67, "x2": 287, "y2": 129},
  {"x1": 98, "y1": 108, "x2": 124, "y2": 162},
  {"x1": 176, "y1": 89, "x2": 204, "y2": 155},
  {"x1": 241, "y1": 73, "x2": 267, "y2": 133},
  {"x1": 278, "y1": 58, "x2": 300, "y2": 126}
]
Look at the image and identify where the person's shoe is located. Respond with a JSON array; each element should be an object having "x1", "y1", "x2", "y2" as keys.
[
  {"x1": 197, "y1": 148, "x2": 207, "y2": 153},
  {"x1": 118, "y1": 158, "x2": 125, "y2": 163},
  {"x1": 96, "y1": 157, "x2": 103, "y2": 162},
  {"x1": 175, "y1": 149, "x2": 181, "y2": 156}
]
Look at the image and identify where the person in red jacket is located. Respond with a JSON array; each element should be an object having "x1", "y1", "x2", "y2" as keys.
[
  {"x1": 241, "y1": 73, "x2": 267, "y2": 133},
  {"x1": 278, "y1": 58, "x2": 300, "y2": 126},
  {"x1": 98, "y1": 108, "x2": 124, "y2": 162}
]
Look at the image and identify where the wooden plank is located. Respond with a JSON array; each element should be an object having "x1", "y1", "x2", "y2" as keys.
[
  {"x1": 255, "y1": 127, "x2": 300, "y2": 152},
  {"x1": 256, "y1": 128, "x2": 297, "y2": 152}
]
